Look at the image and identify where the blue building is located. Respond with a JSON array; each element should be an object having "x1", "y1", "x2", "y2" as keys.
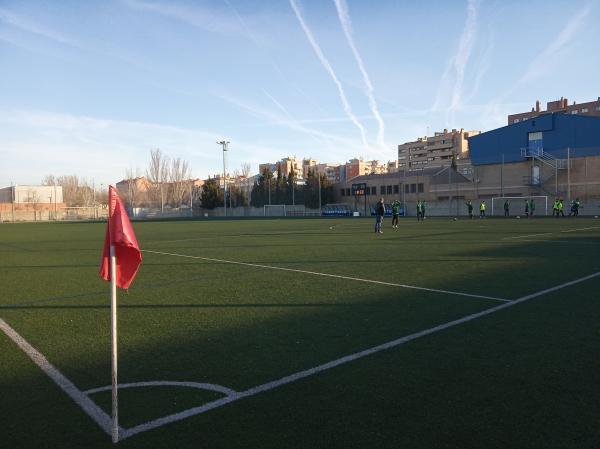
[{"x1": 468, "y1": 113, "x2": 600, "y2": 165}]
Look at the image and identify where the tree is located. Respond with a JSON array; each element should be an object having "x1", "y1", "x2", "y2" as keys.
[
  {"x1": 250, "y1": 168, "x2": 273, "y2": 208},
  {"x1": 170, "y1": 157, "x2": 191, "y2": 207},
  {"x1": 287, "y1": 166, "x2": 298, "y2": 205},
  {"x1": 274, "y1": 166, "x2": 287, "y2": 204},
  {"x1": 240, "y1": 162, "x2": 252, "y2": 205},
  {"x1": 200, "y1": 178, "x2": 223, "y2": 209},
  {"x1": 303, "y1": 170, "x2": 333, "y2": 209},
  {"x1": 42, "y1": 175, "x2": 94, "y2": 207},
  {"x1": 145, "y1": 148, "x2": 170, "y2": 211},
  {"x1": 124, "y1": 167, "x2": 142, "y2": 212}
]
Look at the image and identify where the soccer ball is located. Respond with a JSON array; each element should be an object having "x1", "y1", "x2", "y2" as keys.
[
  {"x1": 595, "y1": 216, "x2": 599, "y2": 219},
  {"x1": 453, "y1": 217, "x2": 457, "y2": 221},
  {"x1": 329, "y1": 226, "x2": 334, "y2": 230},
  {"x1": 516, "y1": 215, "x2": 521, "y2": 219}
]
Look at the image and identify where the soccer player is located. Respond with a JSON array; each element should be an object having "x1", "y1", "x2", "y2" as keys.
[
  {"x1": 465, "y1": 200, "x2": 474, "y2": 219},
  {"x1": 525, "y1": 199, "x2": 530, "y2": 217},
  {"x1": 374, "y1": 198, "x2": 385, "y2": 233},
  {"x1": 479, "y1": 200, "x2": 486, "y2": 218},
  {"x1": 504, "y1": 199, "x2": 510, "y2": 217},
  {"x1": 417, "y1": 200, "x2": 427, "y2": 221},
  {"x1": 570, "y1": 198, "x2": 581, "y2": 217},
  {"x1": 558, "y1": 198, "x2": 565, "y2": 217},
  {"x1": 529, "y1": 199, "x2": 535, "y2": 217},
  {"x1": 553, "y1": 198, "x2": 559, "y2": 217},
  {"x1": 391, "y1": 200, "x2": 401, "y2": 228}
]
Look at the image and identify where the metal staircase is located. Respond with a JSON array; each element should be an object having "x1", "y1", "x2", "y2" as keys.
[
  {"x1": 521, "y1": 147, "x2": 569, "y2": 196},
  {"x1": 520, "y1": 147, "x2": 569, "y2": 170}
]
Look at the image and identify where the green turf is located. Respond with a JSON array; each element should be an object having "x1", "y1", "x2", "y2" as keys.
[{"x1": 1, "y1": 217, "x2": 599, "y2": 448}]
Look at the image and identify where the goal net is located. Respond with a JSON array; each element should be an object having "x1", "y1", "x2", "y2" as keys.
[
  {"x1": 263, "y1": 204, "x2": 287, "y2": 217},
  {"x1": 490, "y1": 196, "x2": 548, "y2": 217}
]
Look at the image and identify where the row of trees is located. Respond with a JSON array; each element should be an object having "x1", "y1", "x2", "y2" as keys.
[
  {"x1": 200, "y1": 167, "x2": 335, "y2": 210},
  {"x1": 42, "y1": 149, "x2": 335, "y2": 210},
  {"x1": 121, "y1": 148, "x2": 194, "y2": 210},
  {"x1": 41, "y1": 175, "x2": 100, "y2": 207}
]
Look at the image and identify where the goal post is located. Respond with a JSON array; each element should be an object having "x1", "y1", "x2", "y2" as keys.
[
  {"x1": 263, "y1": 204, "x2": 287, "y2": 217},
  {"x1": 490, "y1": 196, "x2": 548, "y2": 216}
]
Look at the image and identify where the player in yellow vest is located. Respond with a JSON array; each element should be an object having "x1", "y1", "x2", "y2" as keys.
[{"x1": 479, "y1": 200, "x2": 486, "y2": 218}]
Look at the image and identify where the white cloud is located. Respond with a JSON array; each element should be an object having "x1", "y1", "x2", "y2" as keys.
[
  {"x1": 123, "y1": 0, "x2": 242, "y2": 36},
  {"x1": 289, "y1": 0, "x2": 372, "y2": 153},
  {"x1": 0, "y1": 110, "x2": 278, "y2": 186},
  {"x1": 485, "y1": 2, "x2": 593, "y2": 128},
  {"x1": 432, "y1": 0, "x2": 479, "y2": 127},
  {"x1": 0, "y1": 7, "x2": 80, "y2": 47},
  {"x1": 334, "y1": 0, "x2": 387, "y2": 150}
]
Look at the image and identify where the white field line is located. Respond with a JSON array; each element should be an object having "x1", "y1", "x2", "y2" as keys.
[
  {"x1": 503, "y1": 225, "x2": 600, "y2": 240},
  {"x1": 516, "y1": 239, "x2": 600, "y2": 245},
  {"x1": 0, "y1": 318, "x2": 117, "y2": 437},
  {"x1": 141, "y1": 249, "x2": 509, "y2": 303},
  {"x1": 502, "y1": 232, "x2": 553, "y2": 240},
  {"x1": 84, "y1": 381, "x2": 237, "y2": 396},
  {"x1": 120, "y1": 270, "x2": 600, "y2": 440},
  {"x1": 560, "y1": 226, "x2": 600, "y2": 233}
]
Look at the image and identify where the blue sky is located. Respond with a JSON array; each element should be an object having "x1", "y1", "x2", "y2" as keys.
[{"x1": 1, "y1": 0, "x2": 598, "y2": 187}]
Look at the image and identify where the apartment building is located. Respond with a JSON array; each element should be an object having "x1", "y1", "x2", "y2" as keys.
[
  {"x1": 397, "y1": 128, "x2": 479, "y2": 171},
  {"x1": 508, "y1": 97, "x2": 600, "y2": 125}
]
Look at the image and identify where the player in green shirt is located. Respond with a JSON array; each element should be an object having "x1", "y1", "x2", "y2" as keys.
[
  {"x1": 391, "y1": 200, "x2": 401, "y2": 228},
  {"x1": 465, "y1": 200, "x2": 473, "y2": 219}
]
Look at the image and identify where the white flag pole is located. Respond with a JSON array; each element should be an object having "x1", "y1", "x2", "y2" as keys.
[{"x1": 110, "y1": 244, "x2": 119, "y2": 443}]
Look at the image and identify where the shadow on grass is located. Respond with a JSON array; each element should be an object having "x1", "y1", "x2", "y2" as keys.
[{"x1": 1, "y1": 234, "x2": 600, "y2": 449}]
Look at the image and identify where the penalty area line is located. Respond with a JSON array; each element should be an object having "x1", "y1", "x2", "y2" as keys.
[
  {"x1": 120, "y1": 270, "x2": 600, "y2": 440},
  {"x1": 141, "y1": 249, "x2": 509, "y2": 303}
]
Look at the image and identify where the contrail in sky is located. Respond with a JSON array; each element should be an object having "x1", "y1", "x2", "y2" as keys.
[
  {"x1": 334, "y1": 0, "x2": 387, "y2": 150},
  {"x1": 289, "y1": 0, "x2": 371, "y2": 151}
]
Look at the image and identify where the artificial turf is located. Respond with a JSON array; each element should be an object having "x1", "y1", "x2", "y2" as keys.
[{"x1": 1, "y1": 217, "x2": 599, "y2": 448}]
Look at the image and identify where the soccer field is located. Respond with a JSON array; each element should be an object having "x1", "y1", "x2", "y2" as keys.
[{"x1": 2, "y1": 217, "x2": 600, "y2": 449}]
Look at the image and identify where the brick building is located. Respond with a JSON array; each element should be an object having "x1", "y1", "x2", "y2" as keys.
[
  {"x1": 397, "y1": 128, "x2": 479, "y2": 171},
  {"x1": 508, "y1": 96, "x2": 600, "y2": 125}
]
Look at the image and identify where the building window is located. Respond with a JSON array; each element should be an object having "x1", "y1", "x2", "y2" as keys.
[
  {"x1": 581, "y1": 108, "x2": 589, "y2": 113},
  {"x1": 371, "y1": 186, "x2": 376, "y2": 195},
  {"x1": 410, "y1": 184, "x2": 416, "y2": 193},
  {"x1": 404, "y1": 184, "x2": 409, "y2": 194},
  {"x1": 596, "y1": 106, "x2": 600, "y2": 111},
  {"x1": 386, "y1": 185, "x2": 392, "y2": 194},
  {"x1": 394, "y1": 184, "x2": 399, "y2": 194},
  {"x1": 571, "y1": 110, "x2": 578, "y2": 114},
  {"x1": 418, "y1": 183, "x2": 424, "y2": 193},
  {"x1": 346, "y1": 188, "x2": 351, "y2": 196},
  {"x1": 341, "y1": 189, "x2": 345, "y2": 196},
  {"x1": 380, "y1": 186, "x2": 385, "y2": 195},
  {"x1": 513, "y1": 119, "x2": 520, "y2": 123}
]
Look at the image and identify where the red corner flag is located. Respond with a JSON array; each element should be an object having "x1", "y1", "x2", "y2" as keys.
[{"x1": 99, "y1": 186, "x2": 142, "y2": 289}]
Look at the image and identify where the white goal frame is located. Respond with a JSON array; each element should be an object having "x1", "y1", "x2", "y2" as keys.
[
  {"x1": 490, "y1": 196, "x2": 548, "y2": 216},
  {"x1": 263, "y1": 204, "x2": 287, "y2": 217}
]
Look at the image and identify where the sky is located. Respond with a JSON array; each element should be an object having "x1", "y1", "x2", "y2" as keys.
[{"x1": 1, "y1": 0, "x2": 599, "y2": 187}]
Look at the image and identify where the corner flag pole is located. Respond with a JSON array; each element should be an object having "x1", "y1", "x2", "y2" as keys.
[
  {"x1": 100, "y1": 186, "x2": 142, "y2": 443},
  {"x1": 110, "y1": 244, "x2": 119, "y2": 443}
]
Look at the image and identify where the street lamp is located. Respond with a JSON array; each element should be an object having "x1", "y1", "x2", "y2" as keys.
[{"x1": 217, "y1": 141, "x2": 230, "y2": 217}]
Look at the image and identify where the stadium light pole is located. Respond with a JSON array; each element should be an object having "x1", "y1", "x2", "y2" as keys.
[
  {"x1": 11, "y1": 181, "x2": 15, "y2": 223},
  {"x1": 318, "y1": 172, "x2": 322, "y2": 211},
  {"x1": 217, "y1": 141, "x2": 230, "y2": 216}
]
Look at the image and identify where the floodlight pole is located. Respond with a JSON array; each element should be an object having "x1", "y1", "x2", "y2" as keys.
[
  {"x1": 567, "y1": 147, "x2": 571, "y2": 201},
  {"x1": 318, "y1": 172, "x2": 322, "y2": 211},
  {"x1": 11, "y1": 181, "x2": 15, "y2": 223},
  {"x1": 217, "y1": 141, "x2": 230, "y2": 217}
]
